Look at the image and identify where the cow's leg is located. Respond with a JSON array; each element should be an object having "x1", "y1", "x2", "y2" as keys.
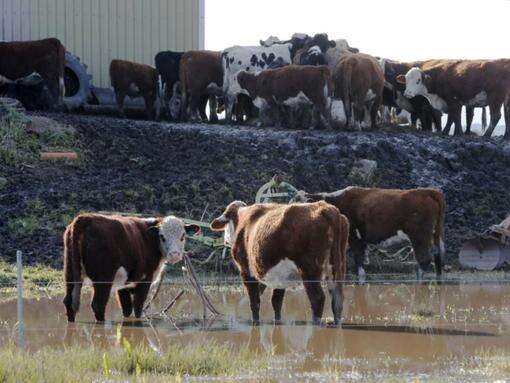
[
  {"x1": 271, "y1": 289, "x2": 286, "y2": 324},
  {"x1": 452, "y1": 106, "x2": 463, "y2": 136},
  {"x1": 466, "y1": 106, "x2": 474, "y2": 135},
  {"x1": 432, "y1": 110, "x2": 442, "y2": 133},
  {"x1": 188, "y1": 95, "x2": 201, "y2": 122},
  {"x1": 484, "y1": 101, "x2": 503, "y2": 138},
  {"x1": 504, "y1": 102, "x2": 510, "y2": 139},
  {"x1": 442, "y1": 112, "x2": 454, "y2": 136},
  {"x1": 409, "y1": 236, "x2": 433, "y2": 281},
  {"x1": 225, "y1": 94, "x2": 234, "y2": 123},
  {"x1": 115, "y1": 92, "x2": 126, "y2": 118},
  {"x1": 208, "y1": 96, "x2": 218, "y2": 122},
  {"x1": 302, "y1": 273, "x2": 325, "y2": 325},
  {"x1": 242, "y1": 275, "x2": 262, "y2": 325},
  {"x1": 144, "y1": 95, "x2": 156, "y2": 120},
  {"x1": 133, "y1": 282, "x2": 151, "y2": 318},
  {"x1": 116, "y1": 287, "x2": 134, "y2": 318},
  {"x1": 351, "y1": 238, "x2": 367, "y2": 282},
  {"x1": 370, "y1": 97, "x2": 381, "y2": 130},
  {"x1": 91, "y1": 282, "x2": 113, "y2": 322}
]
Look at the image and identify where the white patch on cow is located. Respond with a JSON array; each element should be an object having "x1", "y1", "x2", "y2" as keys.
[
  {"x1": 113, "y1": 267, "x2": 136, "y2": 290},
  {"x1": 308, "y1": 45, "x2": 321, "y2": 55},
  {"x1": 356, "y1": 229, "x2": 362, "y2": 239},
  {"x1": 466, "y1": 91, "x2": 488, "y2": 107},
  {"x1": 322, "y1": 262, "x2": 335, "y2": 290},
  {"x1": 59, "y1": 76, "x2": 65, "y2": 97},
  {"x1": 404, "y1": 67, "x2": 448, "y2": 112},
  {"x1": 223, "y1": 219, "x2": 236, "y2": 246},
  {"x1": 365, "y1": 89, "x2": 376, "y2": 102},
  {"x1": 253, "y1": 96, "x2": 267, "y2": 110},
  {"x1": 325, "y1": 39, "x2": 353, "y2": 69},
  {"x1": 260, "y1": 259, "x2": 301, "y2": 289},
  {"x1": 358, "y1": 267, "x2": 366, "y2": 283},
  {"x1": 330, "y1": 99, "x2": 346, "y2": 126},
  {"x1": 147, "y1": 258, "x2": 168, "y2": 297},
  {"x1": 283, "y1": 91, "x2": 311, "y2": 107},
  {"x1": 158, "y1": 216, "x2": 187, "y2": 264}
]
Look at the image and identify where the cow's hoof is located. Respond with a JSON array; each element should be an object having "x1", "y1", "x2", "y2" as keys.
[
  {"x1": 273, "y1": 318, "x2": 283, "y2": 325},
  {"x1": 251, "y1": 319, "x2": 260, "y2": 327},
  {"x1": 312, "y1": 317, "x2": 322, "y2": 326}
]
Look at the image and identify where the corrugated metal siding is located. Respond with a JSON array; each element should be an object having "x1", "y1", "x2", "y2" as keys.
[{"x1": 0, "y1": 0, "x2": 202, "y2": 87}]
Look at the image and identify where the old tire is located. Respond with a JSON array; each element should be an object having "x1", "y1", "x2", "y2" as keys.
[{"x1": 63, "y1": 51, "x2": 92, "y2": 110}]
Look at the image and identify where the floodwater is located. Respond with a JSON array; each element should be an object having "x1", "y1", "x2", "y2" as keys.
[{"x1": 1, "y1": 281, "x2": 510, "y2": 381}]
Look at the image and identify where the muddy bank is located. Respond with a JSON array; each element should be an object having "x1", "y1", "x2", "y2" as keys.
[{"x1": 1, "y1": 112, "x2": 509, "y2": 269}]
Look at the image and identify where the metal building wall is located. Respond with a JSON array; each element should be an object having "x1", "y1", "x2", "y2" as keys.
[{"x1": 0, "y1": 0, "x2": 204, "y2": 87}]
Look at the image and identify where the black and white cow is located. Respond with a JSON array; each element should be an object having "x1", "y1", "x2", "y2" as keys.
[{"x1": 218, "y1": 44, "x2": 293, "y2": 122}]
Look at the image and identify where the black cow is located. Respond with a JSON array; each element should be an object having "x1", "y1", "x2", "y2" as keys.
[
  {"x1": 154, "y1": 51, "x2": 183, "y2": 117},
  {"x1": 0, "y1": 72, "x2": 52, "y2": 110}
]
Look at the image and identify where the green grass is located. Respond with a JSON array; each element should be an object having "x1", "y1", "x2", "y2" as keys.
[
  {"x1": 0, "y1": 261, "x2": 63, "y2": 302},
  {"x1": 0, "y1": 337, "x2": 267, "y2": 382},
  {"x1": 0, "y1": 107, "x2": 77, "y2": 166}
]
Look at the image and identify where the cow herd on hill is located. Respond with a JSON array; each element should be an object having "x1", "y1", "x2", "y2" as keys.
[{"x1": 1, "y1": 35, "x2": 509, "y2": 139}]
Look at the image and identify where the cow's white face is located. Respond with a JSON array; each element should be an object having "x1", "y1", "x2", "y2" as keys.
[
  {"x1": 158, "y1": 216, "x2": 200, "y2": 264},
  {"x1": 404, "y1": 67, "x2": 427, "y2": 98},
  {"x1": 210, "y1": 201, "x2": 247, "y2": 246}
]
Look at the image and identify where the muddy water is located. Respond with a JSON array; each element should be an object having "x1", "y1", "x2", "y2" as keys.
[{"x1": 1, "y1": 282, "x2": 509, "y2": 380}]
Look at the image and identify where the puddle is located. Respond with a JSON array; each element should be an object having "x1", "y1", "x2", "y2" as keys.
[{"x1": 1, "y1": 282, "x2": 509, "y2": 380}]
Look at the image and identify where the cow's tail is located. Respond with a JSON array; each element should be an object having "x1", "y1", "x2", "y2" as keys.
[
  {"x1": 328, "y1": 207, "x2": 349, "y2": 323},
  {"x1": 430, "y1": 190, "x2": 446, "y2": 263},
  {"x1": 63, "y1": 218, "x2": 84, "y2": 321}
]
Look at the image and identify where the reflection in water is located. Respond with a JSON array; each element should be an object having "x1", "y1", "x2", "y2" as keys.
[{"x1": 1, "y1": 282, "x2": 509, "y2": 376}]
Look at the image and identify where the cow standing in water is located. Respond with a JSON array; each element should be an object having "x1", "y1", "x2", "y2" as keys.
[
  {"x1": 63, "y1": 214, "x2": 200, "y2": 322},
  {"x1": 305, "y1": 187, "x2": 446, "y2": 280},
  {"x1": 210, "y1": 201, "x2": 349, "y2": 325}
]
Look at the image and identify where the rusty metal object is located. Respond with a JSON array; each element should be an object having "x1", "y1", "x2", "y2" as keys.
[{"x1": 459, "y1": 216, "x2": 510, "y2": 271}]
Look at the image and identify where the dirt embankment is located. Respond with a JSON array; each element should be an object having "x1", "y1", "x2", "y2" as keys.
[{"x1": 1, "y1": 112, "x2": 509, "y2": 270}]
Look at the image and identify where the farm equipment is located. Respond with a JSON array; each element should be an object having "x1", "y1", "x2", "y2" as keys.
[{"x1": 459, "y1": 216, "x2": 510, "y2": 271}]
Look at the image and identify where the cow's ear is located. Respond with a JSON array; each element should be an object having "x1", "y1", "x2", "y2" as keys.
[
  {"x1": 423, "y1": 74, "x2": 432, "y2": 85},
  {"x1": 210, "y1": 216, "x2": 228, "y2": 231},
  {"x1": 395, "y1": 75, "x2": 406, "y2": 85},
  {"x1": 185, "y1": 224, "x2": 201, "y2": 236}
]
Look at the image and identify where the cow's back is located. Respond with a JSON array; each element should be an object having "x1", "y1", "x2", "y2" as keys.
[
  {"x1": 66, "y1": 214, "x2": 160, "y2": 281},
  {"x1": 241, "y1": 203, "x2": 337, "y2": 276},
  {"x1": 180, "y1": 50, "x2": 223, "y2": 90},
  {"x1": 110, "y1": 60, "x2": 157, "y2": 92}
]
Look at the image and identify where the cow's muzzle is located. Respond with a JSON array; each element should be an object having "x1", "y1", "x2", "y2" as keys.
[{"x1": 167, "y1": 252, "x2": 183, "y2": 264}]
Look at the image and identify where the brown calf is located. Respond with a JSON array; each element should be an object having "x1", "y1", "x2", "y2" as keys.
[
  {"x1": 237, "y1": 64, "x2": 333, "y2": 128},
  {"x1": 305, "y1": 187, "x2": 445, "y2": 280},
  {"x1": 174, "y1": 50, "x2": 223, "y2": 122},
  {"x1": 210, "y1": 201, "x2": 349, "y2": 325},
  {"x1": 333, "y1": 53, "x2": 384, "y2": 130},
  {"x1": 0, "y1": 38, "x2": 65, "y2": 106},
  {"x1": 109, "y1": 59, "x2": 160, "y2": 120},
  {"x1": 63, "y1": 213, "x2": 199, "y2": 322}
]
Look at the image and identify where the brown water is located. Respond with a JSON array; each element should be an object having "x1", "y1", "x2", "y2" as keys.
[{"x1": 1, "y1": 282, "x2": 509, "y2": 381}]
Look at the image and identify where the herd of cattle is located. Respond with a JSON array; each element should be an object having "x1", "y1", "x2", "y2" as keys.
[
  {"x1": 113, "y1": 32, "x2": 509, "y2": 138},
  {"x1": 1, "y1": 35, "x2": 509, "y2": 138},
  {"x1": 63, "y1": 186, "x2": 445, "y2": 325}
]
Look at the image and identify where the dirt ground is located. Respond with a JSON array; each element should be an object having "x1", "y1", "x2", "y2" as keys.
[{"x1": 1, "y1": 111, "x2": 509, "y2": 270}]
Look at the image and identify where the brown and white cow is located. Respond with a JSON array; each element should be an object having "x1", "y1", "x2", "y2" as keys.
[
  {"x1": 109, "y1": 59, "x2": 160, "y2": 120},
  {"x1": 0, "y1": 38, "x2": 65, "y2": 106},
  {"x1": 333, "y1": 53, "x2": 384, "y2": 130},
  {"x1": 63, "y1": 213, "x2": 200, "y2": 322},
  {"x1": 397, "y1": 59, "x2": 510, "y2": 139},
  {"x1": 210, "y1": 201, "x2": 349, "y2": 325},
  {"x1": 171, "y1": 50, "x2": 223, "y2": 122},
  {"x1": 236, "y1": 65, "x2": 333, "y2": 129},
  {"x1": 304, "y1": 187, "x2": 446, "y2": 280}
]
